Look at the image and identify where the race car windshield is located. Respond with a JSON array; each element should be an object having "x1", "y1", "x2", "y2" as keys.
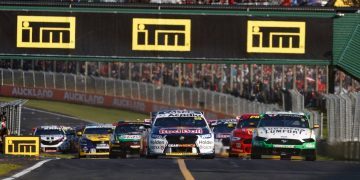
[
  {"x1": 259, "y1": 116, "x2": 309, "y2": 128},
  {"x1": 154, "y1": 117, "x2": 207, "y2": 127},
  {"x1": 35, "y1": 129, "x2": 64, "y2": 135},
  {"x1": 115, "y1": 124, "x2": 143, "y2": 134},
  {"x1": 213, "y1": 124, "x2": 235, "y2": 133},
  {"x1": 237, "y1": 119, "x2": 260, "y2": 128},
  {"x1": 84, "y1": 128, "x2": 112, "y2": 134}
]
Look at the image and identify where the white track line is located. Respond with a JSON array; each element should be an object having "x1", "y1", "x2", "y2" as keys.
[
  {"x1": 24, "y1": 107, "x2": 95, "y2": 123},
  {"x1": 2, "y1": 159, "x2": 53, "y2": 180}
]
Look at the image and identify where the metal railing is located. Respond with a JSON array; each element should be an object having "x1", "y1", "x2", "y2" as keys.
[
  {"x1": 1, "y1": 68, "x2": 280, "y2": 117},
  {"x1": 0, "y1": 99, "x2": 27, "y2": 136},
  {"x1": 324, "y1": 93, "x2": 360, "y2": 144}
]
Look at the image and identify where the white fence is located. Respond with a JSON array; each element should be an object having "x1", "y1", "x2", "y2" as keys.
[{"x1": 0, "y1": 68, "x2": 280, "y2": 117}]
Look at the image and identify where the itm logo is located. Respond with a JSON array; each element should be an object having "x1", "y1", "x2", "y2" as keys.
[
  {"x1": 247, "y1": 21, "x2": 305, "y2": 54},
  {"x1": 5, "y1": 136, "x2": 40, "y2": 156},
  {"x1": 132, "y1": 18, "x2": 191, "y2": 51},
  {"x1": 17, "y1": 16, "x2": 76, "y2": 49}
]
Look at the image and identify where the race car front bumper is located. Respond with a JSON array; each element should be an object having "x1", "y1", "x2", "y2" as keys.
[
  {"x1": 230, "y1": 138, "x2": 252, "y2": 156},
  {"x1": 252, "y1": 141, "x2": 316, "y2": 157},
  {"x1": 110, "y1": 141, "x2": 141, "y2": 154}
]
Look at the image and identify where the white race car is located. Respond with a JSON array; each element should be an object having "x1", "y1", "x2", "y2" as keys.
[
  {"x1": 33, "y1": 125, "x2": 71, "y2": 153},
  {"x1": 146, "y1": 110, "x2": 215, "y2": 158},
  {"x1": 251, "y1": 112, "x2": 318, "y2": 161}
]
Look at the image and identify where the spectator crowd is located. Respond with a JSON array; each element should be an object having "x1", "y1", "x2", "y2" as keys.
[{"x1": 1, "y1": 60, "x2": 359, "y2": 108}]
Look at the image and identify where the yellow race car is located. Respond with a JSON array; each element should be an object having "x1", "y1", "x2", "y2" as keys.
[{"x1": 77, "y1": 124, "x2": 114, "y2": 158}]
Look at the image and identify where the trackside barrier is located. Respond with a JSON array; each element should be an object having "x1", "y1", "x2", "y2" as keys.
[
  {"x1": 324, "y1": 93, "x2": 360, "y2": 144},
  {"x1": 0, "y1": 99, "x2": 27, "y2": 135},
  {"x1": 4, "y1": 136, "x2": 40, "y2": 156},
  {"x1": 0, "y1": 68, "x2": 280, "y2": 119}
]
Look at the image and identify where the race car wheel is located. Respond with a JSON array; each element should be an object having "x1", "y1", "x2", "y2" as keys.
[
  {"x1": 201, "y1": 154, "x2": 215, "y2": 159},
  {"x1": 145, "y1": 147, "x2": 157, "y2": 159},
  {"x1": 120, "y1": 152, "x2": 127, "y2": 159},
  {"x1": 305, "y1": 150, "x2": 317, "y2": 161},
  {"x1": 250, "y1": 147, "x2": 261, "y2": 159},
  {"x1": 109, "y1": 151, "x2": 117, "y2": 159},
  {"x1": 78, "y1": 153, "x2": 85, "y2": 159}
]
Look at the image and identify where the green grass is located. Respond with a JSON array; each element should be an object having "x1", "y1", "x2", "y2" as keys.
[
  {"x1": 40, "y1": 153, "x2": 75, "y2": 159},
  {"x1": 0, "y1": 96, "x2": 148, "y2": 123},
  {"x1": 0, "y1": 163, "x2": 22, "y2": 176}
]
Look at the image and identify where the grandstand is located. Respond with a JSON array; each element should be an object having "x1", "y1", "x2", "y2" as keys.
[{"x1": 0, "y1": 0, "x2": 359, "y2": 109}]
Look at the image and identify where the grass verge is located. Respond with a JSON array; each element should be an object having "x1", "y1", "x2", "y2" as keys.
[
  {"x1": 0, "y1": 96, "x2": 148, "y2": 123},
  {"x1": 0, "y1": 163, "x2": 22, "y2": 176}
]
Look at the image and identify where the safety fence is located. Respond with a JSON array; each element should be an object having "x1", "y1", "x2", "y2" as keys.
[
  {"x1": 324, "y1": 93, "x2": 360, "y2": 144},
  {"x1": 289, "y1": 89, "x2": 323, "y2": 139},
  {"x1": 0, "y1": 99, "x2": 27, "y2": 136},
  {"x1": 0, "y1": 68, "x2": 280, "y2": 119}
]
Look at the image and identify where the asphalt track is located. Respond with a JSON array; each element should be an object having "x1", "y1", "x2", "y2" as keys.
[{"x1": 9, "y1": 108, "x2": 360, "y2": 180}]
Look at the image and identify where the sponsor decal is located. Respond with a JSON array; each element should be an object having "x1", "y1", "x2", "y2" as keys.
[
  {"x1": 150, "y1": 140, "x2": 165, "y2": 145},
  {"x1": 249, "y1": 115, "x2": 260, "y2": 118},
  {"x1": 159, "y1": 128, "x2": 203, "y2": 134},
  {"x1": 17, "y1": 16, "x2": 76, "y2": 49},
  {"x1": 11, "y1": 87, "x2": 53, "y2": 98},
  {"x1": 120, "y1": 135, "x2": 141, "y2": 140},
  {"x1": 247, "y1": 21, "x2": 305, "y2": 54},
  {"x1": 273, "y1": 144, "x2": 295, "y2": 148},
  {"x1": 4, "y1": 136, "x2": 40, "y2": 156},
  {"x1": 198, "y1": 140, "x2": 213, "y2": 145},
  {"x1": 112, "y1": 98, "x2": 145, "y2": 112},
  {"x1": 168, "y1": 144, "x2": 195, "y2": 148},
  {"x1": 265, "y1": 127, "x2": 306, "y2": 135},
  {"x1": 216, "y1": 134, "x2": 230, "y2": 139},
  {"x1": 63, "y1": 92, "x2": 104, "y2": 105},
  {"x1": 132, "y1": 18, "x2": 191, "y2": 51}
]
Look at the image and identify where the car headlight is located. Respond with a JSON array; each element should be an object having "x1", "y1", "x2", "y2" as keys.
[
  {"x1": 254, "y1": 136, "x2": 267, "y2": 141},
  {"x1": 199, "y1": 134, "x2": 212, "y2": 139},
  {"x1": 302, "y1": 138, "x2": 315, "y2": 143},
  {"x1": 231, "y1": 137, "x2": 241, "y2": 141},
  {"x1": 151, "y1": 134, "x2": 164, "y2": 139}
]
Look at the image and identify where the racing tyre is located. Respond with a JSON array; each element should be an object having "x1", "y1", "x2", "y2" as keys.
[
  {"x1": 305, "y1": 150, "x2": 317, "y2": 161},
  {"x1": 201, "y1": 153, "x2": 215, "y2": 159},
  {"x1": 250, "y1": 147, "x2": 261, "y2": 159},
  {"x1": 109, "y1": 151, "x2": 117, "y2": 159},
  {"x1": 78, "y1": 153, "x2": 85, "y2": 159},
  {"x1": 145, "y1": 147, "x2": 157, "y2": 159}
]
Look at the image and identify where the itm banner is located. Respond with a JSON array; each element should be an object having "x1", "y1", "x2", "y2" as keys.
[{"x1": 4, "y1": 136, "x2": 40, "y2": 156}]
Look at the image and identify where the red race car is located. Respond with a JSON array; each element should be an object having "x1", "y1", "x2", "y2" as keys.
[{"x1": 229, "y1": 114, "x2": 262, "y2": 157}]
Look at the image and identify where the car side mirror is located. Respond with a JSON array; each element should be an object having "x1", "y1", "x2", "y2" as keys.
[
  {"x1": 77, "y1": 132, "x2": 82, "y2": 136},
  {"x1": 313, "y1": 124, "x2": 320, "y2": 129}
]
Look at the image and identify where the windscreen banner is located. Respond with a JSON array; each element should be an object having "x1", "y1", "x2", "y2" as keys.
[{"x1": 0, "y1": 11, "x2": 332, "y2": 60}]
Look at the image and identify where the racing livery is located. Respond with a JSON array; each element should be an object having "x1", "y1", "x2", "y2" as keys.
[
  {"x1": 33, "y1": 126, "x2": 71, "y2": 153},
  {"x1": 210, "y1": 119, "x2": 237, "y2": 155},
  {"x1": 146, "y1": 110, "x2": 215, "y2": 158},
  {"x1": 229, "y1": 114, "x2": 261, "y2": 157},
  {"x1": 251, "y1": 112, "x2": 318, "y2": 161},
  {"x1": 109, "y1": 122, "x2": 149, "y2": 158},
  {"x1": 78, "y1": 124, "x2": 114, "y2": 158}
]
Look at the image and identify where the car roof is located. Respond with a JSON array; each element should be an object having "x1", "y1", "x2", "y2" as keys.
[
  {"x1": 84, "y1": 124, "x2": 115, "y2": 129},
  {"x1": 37, "y1": 125, "x2": 63, "y2": 130},
  {"x1": 265, "y1": 111, "x2": 305, "y2": 116}
]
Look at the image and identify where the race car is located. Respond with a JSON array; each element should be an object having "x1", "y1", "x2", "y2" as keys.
[
  {"x1": 33, "y1": 125, "x2": 71, "y2": 153},
  {"x1": 210, "y1": 119, "x2": 237, "y2": 155},
  {"x1": 109, "y1": 122, "x2": 149, "y2": 158},
  {"x1": 77, "y1": 124, "x2": 114, "y2": 158},
  {"x1": 145, "y1": 110, "x2": 215, "y2": 158},
  {"x1": 229, "y1": 114, "x2": 261, "y2": 157},
  {"x1": 251, "y1": 112, "x2": 319, "y2": 161}
]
